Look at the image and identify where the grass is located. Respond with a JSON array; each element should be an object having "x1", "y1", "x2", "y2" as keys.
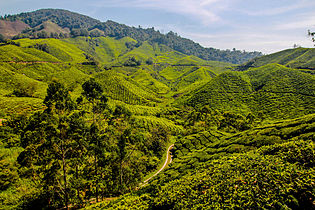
[
  {"x1": 16, "y1": 38, "x2": 87, "y2": 63},
  {"x1": 63, "y1": 36, "x2": 137, "y2": 64},
  {"x1": 0, "y1": 96, "x2": 44, "y2": 117},
  {"x1": 0, "y1": 44, "x2": 60, "y2": 62},
  {"x1": 133, "y1": 115, "x2": 183, "y2": 135}
]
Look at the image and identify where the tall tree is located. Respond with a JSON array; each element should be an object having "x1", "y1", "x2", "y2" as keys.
[
  {"x1": 18, "y1": 81, "x2": 86, "y2": 209},
  {"x1": 81, "y1": 78, "x2": 108, "y2": 202}
]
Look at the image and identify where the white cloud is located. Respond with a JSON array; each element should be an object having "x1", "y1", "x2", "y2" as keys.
[
  {"x1": 275, "y1": 14, "x2": 315, "y2": 30},
  {"x1": 236, "y1": 0, "x2": 315, "y2": 16},
  {"x1": 90, "y1": 0, "x2": 228, "y2": 25},
  {"x1": 89, "y1": 0, "x2": 315, "y2": 53},
  {"x1": 183, "y1": 30, "x2": 314, "y2": 54}
]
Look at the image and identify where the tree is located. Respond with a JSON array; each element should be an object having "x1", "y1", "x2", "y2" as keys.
[
  {"x1": 81, "y1": 78, "x2": 108, "y2": 202},
  {"x1": 13, "y1": 81, "x2": 37, "y2": 97},
  {"x1": 90, "y1": 30, "x2": 102, "y2": 37},
  {"x1": 18, "y1": 81, "x2": 86, "y2": 209},
  {"x1": 0, "y1": 154, "x2": 19, "y2": 191},
  {"x1": 36, "y1": 31, "x2": 48, "y2": 38},
  {"x1": 118, "y1": 129, "x2": 128, "y2": 191},
  {"x1": 0, "y1": 34, "x2": 5, "y2": 43},
  {"x1": 308, "y1": 30, "x2": 315, "y2": 45},
  {"x1": 123, "y1": 56, "x2": 141, "y2": 67},
  {"x1": 145, "y1": 58, "x2": 154, "y2": 65}
]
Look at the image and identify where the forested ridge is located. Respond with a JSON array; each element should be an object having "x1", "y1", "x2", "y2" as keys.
[
  {"x1": 0, "y1": 9, "x2": 262, "y2": 64},
  {"x1": 0, "y1": 9, "x2": 314, "y2": 210}
]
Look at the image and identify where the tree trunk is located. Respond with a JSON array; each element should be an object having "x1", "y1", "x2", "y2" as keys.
[
  {"x1": 120, "y1": 161, "x2": 123, "y2": 194},
  {"x1": 76, "y1": 165, "x2": 81, "y2": 204},
  {"x1": 95, "y1": 151, "x2": 98, "y2": 202},
  {"x1": 62, "y1": 142, "x2": 68, "y2": 209}
]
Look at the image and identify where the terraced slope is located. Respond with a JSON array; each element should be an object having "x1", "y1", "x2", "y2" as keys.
[
  {"x1": 168, "y1": 113, "x2": 315, "y2": 179},
  {"x1": 237, "y1": 48, "x2": 315, "y2": 71},
  {"x1": 89, "y1": 114, "x2": 315, "y2": 209},
  {"x1": 184, "y1": 64, "x2": 315, "y2": 119}
]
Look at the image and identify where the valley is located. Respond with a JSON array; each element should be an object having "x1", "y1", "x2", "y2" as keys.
[{"x1": 0, "y1": 8, "x2": 314, "y2": 210}]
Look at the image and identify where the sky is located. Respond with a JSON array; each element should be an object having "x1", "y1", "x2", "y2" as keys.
[{"x1": 1, "y1": 0, "x2": 315, "y2": 54}]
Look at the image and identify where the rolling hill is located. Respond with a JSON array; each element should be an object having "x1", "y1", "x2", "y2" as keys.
[
  {"x1": 182, "y1": 63, "x2": 315, "y2": 119},
  {"x1": 0, "y1": 36, "x2": 234, "y2": 116},
  {"x1": 236, "y1": 47, "x2": 315, "y2": 71}
]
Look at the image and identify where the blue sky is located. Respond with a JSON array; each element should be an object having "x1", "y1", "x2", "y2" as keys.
[{"x1": 1, "y1": 0, "x2": 315, "y2": 53}]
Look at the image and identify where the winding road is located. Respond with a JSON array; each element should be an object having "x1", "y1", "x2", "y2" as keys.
[{"x1": 142, "y1": 144, "x2": 174, "y2": 184}]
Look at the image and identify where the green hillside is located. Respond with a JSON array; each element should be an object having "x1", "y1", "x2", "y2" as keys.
[
  {"x1": 15, "y1": 38, "x2": 87, "y2": 63},
  {"x1": 168, "y1": 113, "x2": 315, "y2": 180},
  {"x1": 63, "y1": 36, "x2": 137, "y2": 64},
  {"x1": 237, "y1": 47, "x2": 315, "y2": 71},
  {"x1": 183, "y1": 64, "x2": 315, "y2": 119},
  {"x1": 0, "y1": 36, "x2": 235, "y2": 116},
  {"x1": 90, "y1": 114, "x2": 315, "y2": 209}
]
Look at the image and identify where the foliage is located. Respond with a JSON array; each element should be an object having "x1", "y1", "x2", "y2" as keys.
[
  {"x1": 0, "y1": 33, "x2": 5, "y2": 43},
  {"x1": 153, "y1": 148, "x2": 315, "y2": 209},
  {"x1": 28, "y1": 43, "x2": 50, "y2": 53},
  {"x1": 18, "y1": 81, "x2": 84, "y2": 208},
  {"x1": 308, "y1": 30, "x2": 315, "y2": 46},
  {"x1": 5, "y1": 8, "x2": 262, "y2": 64},
  {"x1": 101, "y1": 140, "x2": 315, "y2": 209},
  {"x1": 184, "y1": 64, "x2": 315, "y2": 119},
  {"x1": 123, "y1": 56, "x2": 142, "y2": 67},
  {"x1": 0, "y1": 153, "x2": 19, "y2": 191},
  {"x1": 6, "y1": 9, "x2": 100, "y2": 29},
  {"x1": 12, "y1": 81, "x2": 38, "y2": 97},
  {"x1": 167, "y1": 113, "x2": 315, "y2": 180}
]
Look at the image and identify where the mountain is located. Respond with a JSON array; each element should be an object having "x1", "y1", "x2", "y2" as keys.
[
  {"x1": 3, "y1": 8, "x2": 100, "y2": 29},
  {"x1": 0, "y1": 9, "x2": 262, "y2": 64}
]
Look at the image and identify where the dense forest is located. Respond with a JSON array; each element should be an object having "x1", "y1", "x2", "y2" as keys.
[{"x1": 0, "y1": 8, "x2": 314, "y2": 210}]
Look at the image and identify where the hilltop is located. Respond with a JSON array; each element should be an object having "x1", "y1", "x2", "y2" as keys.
[{"x1": 0, "y1": 8, "x2": 262, "y2": 64}]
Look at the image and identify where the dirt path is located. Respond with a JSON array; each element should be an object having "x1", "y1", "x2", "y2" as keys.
[
  {"x1": 71, "y1": 144, "x2": 175, "y2": 207},
  {"x1": 142, "y1": 144, "x2": 174, "y2": 184}
]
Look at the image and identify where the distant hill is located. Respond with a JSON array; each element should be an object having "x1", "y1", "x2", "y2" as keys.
[
  {"x1": 0, "y1": 9, "x2": 262, "y2": 64},
  {"x1": 0, "y1": 20, "x2": 29, "y2": 38},
  {"x1": 4, "y1": 8, "x2": 100, "y2": 29},
  {"x1": 236, "y1": 47, "x2": 315, "y2": 71}
]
